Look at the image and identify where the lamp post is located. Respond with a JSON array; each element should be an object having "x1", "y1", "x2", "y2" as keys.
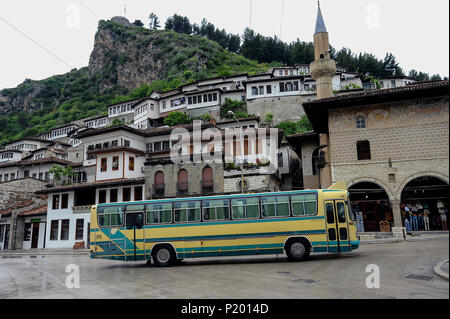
[{"x1": 228, "y1": 111, "x2": 246, "y2": 194}]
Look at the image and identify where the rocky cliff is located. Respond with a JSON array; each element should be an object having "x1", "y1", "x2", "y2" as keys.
[
  {"x1": 0, "y1": 17, "x2": 266, "y2": 144},
  {"x1": 0, "y1": 17, "x2": 265, "y2": 114}
]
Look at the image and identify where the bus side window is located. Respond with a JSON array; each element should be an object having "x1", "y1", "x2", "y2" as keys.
[
  {"x1": 202, "y1": 199, "x2": 230, "y2": 221},
  {"x1": 291, "y1": 194, "x2": 317, "y2": 216},
  {"x1": 261, "y1": 196, "x2": 290, "y2": 218},
  {"x1": 231, "y1": 198, "x2": 260, "y2": 219},
  {"x1": 174, "y1": 201, "x2": 201, "y2": 223},
  {"x1": 146, "y1": 203, "x2": 172, "y2": 224}
]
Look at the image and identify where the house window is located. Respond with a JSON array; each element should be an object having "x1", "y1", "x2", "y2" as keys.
[
  {"x1": 60, "y1": 220, "x2": 69, "y2": 240},
  {"x1": 75, "y1": 219, "x2": 84, "y2": 240},
  {"x1": 188, "y1": 97, "x2": 192, "y2": 105},
  {"x1": 61, "y1": 194, "x2": 69, "y2": 209},
  {"x1": 124, "y1": 140, "x2": 130, "y2": 147},
  {"x1": 111, "y1": 140, "x2": 118, "y2": 147},
  {"x1": 123, "y1": 188, "x2": 131, "y2": 202},
  {"x1": 50, "y1": 220, "x2": 59, "y2": 240},
  {"x1": 101, "y1": 158, "x2": 107, "y2": 172},
  {"x1": 252, "y1": 87, "x2": 258, "y2": 96},
  {"x1": 293, "y1": 81, "x2": 299, "y2": 91},
  {"x1": 110, "y1": 189, "x2": 118, "y2": 203},
  {"x1": 357, "y1": 141, "x2": 371, "y2": 160},
  {"x1": 52, "y1": 195, "x2": 60, "y2": 210},
  {"x1": 162, "y1": 141, "x2": 170, "y2": 151},
  {"x1": 213, "y1": 93, "x2": 217, "y2": 101},
  {"x1": 154, "y1": 142, "x2": 161, "y2": 152},
  {"x1": 356, "y1": 115, "x2": 366, "y2": 128},
  {"x1": 134, "y1": 186, "x2": 143, "y2": 201},
  {"x1": 266, "y1": 85, "x2": 272, "y2": 94},
  {"x1": 129, "y1": 157, "x2": 135, "y2": 171},
  {"x1": 259, "y1": 86, "x2": 264, "y2": 95},
  {"x1": 98, "y1": 190, "x2": 107, "y2": 204},
  {"x1": 146, "y1": 143, "x2": 153, "y2": 153},
  {"x1": 279, "y1": 82, "x2": 285, "y2": 92},
  {"x1": 112, "y1": 156, "x2": 119, "y2": 171}
]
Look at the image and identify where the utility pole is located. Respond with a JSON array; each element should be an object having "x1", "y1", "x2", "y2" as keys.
[{"x1": 229, "y1": 111, "x2": 246, "y2": 194}]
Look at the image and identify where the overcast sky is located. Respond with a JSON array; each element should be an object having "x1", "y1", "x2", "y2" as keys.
[{"x1": 0, "y1": 0, "x2": 448, "y2": 90}]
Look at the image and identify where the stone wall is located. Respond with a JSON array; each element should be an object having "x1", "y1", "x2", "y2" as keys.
[
  {"x1": 328, "y1": 96, "x2": 449, "y2": 226},
  {"x1": 247, "y1": 95, "x2": 316, "y2": 126},
  {"x1": 144, "y1": 162, "x2": 224, "y2": 198},
  {"x1": 0, "y1": 178, "x2": 47, "y2": 210},
  {"x1": 223, "y1": 169, "x2": 281, "y2": 194}
]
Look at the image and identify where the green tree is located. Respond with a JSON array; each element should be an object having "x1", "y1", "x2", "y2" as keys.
[
  {"x1": 163, "y1": 111, "x2": 190, "y2": 126},
  {"x1": 220, "y1": 98, "x2": 247, "y2": 119},
  {"x1": 133, "y1": 20, "x2": 144, "y2": 27},
  {"x1": 149, "y1": 13, "x2": 160, "y2": 30},
  {"x1": 165, "y1": 14, "x2": 192, "y2": 34}
]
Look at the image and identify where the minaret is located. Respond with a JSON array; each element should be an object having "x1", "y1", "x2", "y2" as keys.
[
  {"x1": 310, "y1": 2, "x2": 335, "y2": 188},
  {"x1": 310, "y1": 2, "x2": 336, "y2": 99}
]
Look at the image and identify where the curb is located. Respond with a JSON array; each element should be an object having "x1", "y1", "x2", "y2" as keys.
[
  {"x1": 433, "y1": 259, "x2": 449, "y2": 281},
  {"x1": 0, "y1": 250, "x2": 89, "y2": 257}
]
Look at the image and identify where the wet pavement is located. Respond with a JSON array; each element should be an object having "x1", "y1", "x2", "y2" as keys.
[{"x1": 0, "y1": 239, "x2": 448, "y2": 299}]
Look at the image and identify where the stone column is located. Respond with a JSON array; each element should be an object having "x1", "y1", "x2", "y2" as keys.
[
  {"x1": 391, "y1": 199, "x2": 406, "y2": 240},
  {"x1": 319, "y1": 133, "x2": 333, "y2": 189}
]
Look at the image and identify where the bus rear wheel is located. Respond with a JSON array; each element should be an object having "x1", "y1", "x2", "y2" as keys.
[
  {"x1": 286, "y1": 240, "x2": 310, "y2": 262},
  {"x1": 152, "y1": 245, "x2": 175, "y2": 267}
]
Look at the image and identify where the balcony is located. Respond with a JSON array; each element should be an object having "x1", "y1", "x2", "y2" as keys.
[
  {"x1": 201, "y1": 179, "x2": 214, "y2": 194},
  {"x1": 153, "y1": 183, "x2": 165, "y2": 198},
  {"x1": 72, "y1": 205, "x2": 92, "y2": 214},
  {"x1": 177, "y1": 182, "x2": 189, "y2": 196}
]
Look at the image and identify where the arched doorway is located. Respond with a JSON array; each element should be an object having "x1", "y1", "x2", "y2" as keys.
[
  {"x1": 154, "y1": 171, "x2": 165, "y2": 197},
  {"x1": 400, "y1": 176, "x2": 449, "y2": 231},
  {"x1": 201, "y1": 166, "x2": 214, "y2": 194},
  {"x1": 349, "y1": 182, "x2": 392, "y2": 232},
  {"x1": 177, "y1": 169, "x2": 188, "y2": 195}
]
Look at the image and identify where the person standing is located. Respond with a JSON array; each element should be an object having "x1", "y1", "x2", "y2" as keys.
[{"x1": 423, "y1": 209, "x2": 430, "y2": 231}]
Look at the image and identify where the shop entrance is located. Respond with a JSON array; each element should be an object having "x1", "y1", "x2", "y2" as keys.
[
  {"x1": 400, "y1": 176, "x2": 449, "y2": 231},
  {"x1": 349, "y1": 182, "x2": 392, "y2": 232}
]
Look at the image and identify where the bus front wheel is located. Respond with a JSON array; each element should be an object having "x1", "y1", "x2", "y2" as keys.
[
  {"x1": 152, "y1": 245, "x2": 176, "y2": 267},
  {"x1": 286, "y1": 239, "x2": 310, "y2": 262}
]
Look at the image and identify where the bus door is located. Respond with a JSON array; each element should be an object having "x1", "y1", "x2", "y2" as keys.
[
  {"x1": 324, "y1": 200, "x2": 351, "y2": 253},
  {"x1": 125, "y1": 212, "x2": 144, "y2": 261}
]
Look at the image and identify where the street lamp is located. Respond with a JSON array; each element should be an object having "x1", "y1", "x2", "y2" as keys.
[{"x1": 228, "y1": 111, "x2": 246, "y2": 194}]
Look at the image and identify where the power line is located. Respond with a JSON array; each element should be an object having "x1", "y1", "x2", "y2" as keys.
[{"x1": 0, "y1": 15, "x2": 73, "y2": 69}]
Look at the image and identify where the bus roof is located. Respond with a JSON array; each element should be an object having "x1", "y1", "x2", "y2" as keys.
[{"x1": 95, "y1": 189, "x2": 330, "y2": 208}]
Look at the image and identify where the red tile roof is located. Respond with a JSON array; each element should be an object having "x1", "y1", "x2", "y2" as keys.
[{"x1": 19, "y1": 205, "x2": 47, "y2": 217}]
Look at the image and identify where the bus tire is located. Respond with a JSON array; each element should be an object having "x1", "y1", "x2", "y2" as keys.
[
  {"x1": 285, "y1": 239, "x2": 310, "y2": 262},
  {"x1": 152, "y1": 245, "x2": 176, "y2": 267}
]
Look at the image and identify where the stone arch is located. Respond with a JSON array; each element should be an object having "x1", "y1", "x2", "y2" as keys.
[
  {"x1": 347, "y1": 177, "x2": 395, "y2": 201},
  {"x1": 396, "y1": 172, "x2": 449, "y2": 200}
]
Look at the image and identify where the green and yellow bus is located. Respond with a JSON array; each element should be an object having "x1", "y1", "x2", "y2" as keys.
[{"x1": 90, "y1": 182, "x2": 360, "y2": 266}]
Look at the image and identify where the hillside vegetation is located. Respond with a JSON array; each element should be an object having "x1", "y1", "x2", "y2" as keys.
[{"x1": 0, "y1": 19, "x2": 271, "y2": 145}]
